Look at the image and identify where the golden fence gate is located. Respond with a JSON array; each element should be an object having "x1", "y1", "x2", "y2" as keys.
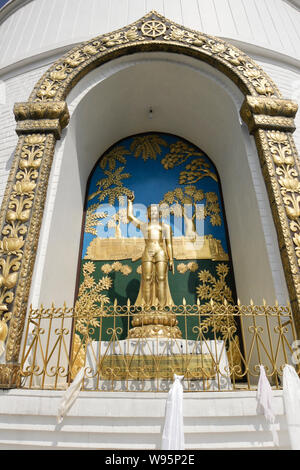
[{"x1": 20, "y1": 302, "x2": 299, "y2": 392}]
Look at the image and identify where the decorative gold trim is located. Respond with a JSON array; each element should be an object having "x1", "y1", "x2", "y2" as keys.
[
  {"x1": 0, "y1": 133, "x2": 57, "y2": 365},
  {"x1": 0, "y1": 364, "x2": 21, "y2": 388},
  {"x1": 128, "y1": 309, "x2": 182, "y2": 339},
  {"x1": 14, "y1": 101, "x2": 70, "y2": 139},
  {"x1": 30, "y1": 11, "x2": 281, "y2": 102},
  {"x1": 0, "y1": 10, "x2": 299, "y2": 387},
  {"x1": 253, "y1": 129, "x2": 300, "y2": 333},
  {"x1": 100, "y1": 354, "x2": 215, "y2": 380},
  {"x1": 21, "y1": 302, "x2": 298, "y2": 391},
  {"x1": 240, "y1": 96, "x2": 298, "y2": 134}
]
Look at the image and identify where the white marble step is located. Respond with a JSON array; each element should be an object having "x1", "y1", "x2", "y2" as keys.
[{"x1": 0, "y1": 390, "x2": 291, "y2": 450}]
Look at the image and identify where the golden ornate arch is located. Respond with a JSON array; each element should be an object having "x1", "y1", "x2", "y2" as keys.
[{"x1": 0, "y1": 11, "x2": 299, "y2": 387}]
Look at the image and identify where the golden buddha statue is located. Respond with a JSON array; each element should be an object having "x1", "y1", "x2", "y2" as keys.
[{"x1": 127, "y1": 193, "x2": 182, "y2": 339}]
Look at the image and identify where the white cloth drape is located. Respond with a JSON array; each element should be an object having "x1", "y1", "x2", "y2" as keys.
[
  {"x1": 57, "y1": 368, "x2": 85, "y2": 424},
  {"x1": 283, "y1": 364, "x2": 300, "y2": 450},
  {"x1": 256, "y1": 365, "x2": 279, "y2": 446},
  {"x1": 161, "y1": 374, "x2": 185, "y2": 450}
]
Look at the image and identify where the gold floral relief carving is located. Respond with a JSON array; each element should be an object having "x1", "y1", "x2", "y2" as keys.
[
  {"x1": 177, "y1": 262, "x2": 199, "y2": 274},
  {"x1": 253, "y1": 129, "x2": 300, "y2": 333},
  {"x1": 0, "y1": 133, "x2": 58, "y2": 372},
  {"x1": 101, "y1": 262, "x2": 132, "y2": 276},
  {"x1": 196, "y1": 264, "x2": 242, "y2": 374},
  {"x1": 74, "y1": 262, "x2": 112, "y2": 336}
]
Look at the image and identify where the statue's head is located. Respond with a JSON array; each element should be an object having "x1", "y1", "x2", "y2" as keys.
[{"x1": 147, "y1": 204, "x2": 160, "y2": 221}]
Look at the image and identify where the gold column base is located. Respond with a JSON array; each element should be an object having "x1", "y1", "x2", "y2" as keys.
[
  {"x1": 128, "y1": 310, "x2": 182, "y2": 339},
  {"x1": 0, "y1": 364, "x2": 21, "y2": 389}
]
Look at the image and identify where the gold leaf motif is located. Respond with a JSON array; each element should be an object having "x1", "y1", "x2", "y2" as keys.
[
  {"x1": 197, "y1": 263, "x2": 233, "y2": 303},
  {"x1": 50, "y1": 71, "x2": 68, "y2": 82},
  {"x1": 160, "y1": 186, "x2": 221, "y2": 232},
  {"x1": 100, "y1": 146, "x2": 130, "y2": 170},
  {"x1": 124, "y1": 27, "x2": 139, "y2": 42},
  {"x1": 169, "y1": 27, "x2": 186, "y2": 41},
  {"x1": 75, "y1": 261, "x2": 112, "y2": 337},
  {"x1": 88, "y1": 167, "x2": 132, "y2": 206},
  {"x1": 0, "y1": 237, "x2": 24, "y2": 255},
  {"x1": 177, "y1": 262, "x2": 199, "y2": 274},
  {"x1": 130, "y1": 135, "x2": 168, "y2": 162},
  {"x1": 82, "y1": 45, "x2": 98, "y2": 56},
  {"x1": 85, "y1": 206, "x2": 107, "y2": 235},
  {"x1": 101, "y1": 262, "x2": 132, "y2": 276}
]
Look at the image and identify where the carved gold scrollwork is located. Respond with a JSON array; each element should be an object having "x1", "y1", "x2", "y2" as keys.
[
  {"x1": 266, "y1": 131, "x2": 300, "y2": 253},
  {"x1": 253, "y1": 128, "x2": 300, "y2": 333},
  {"x1": 0, "y1": 134, "x2": 47, "y2": 318},
  {"x1": 14, "y1": 102, "x2": 69, "y2": 139},
  {"x1": 240, "y1": 98, "x2": 300, "y2": 330},
  {"x1": 29, "y1": 11, "x2": 281, "y2": 103},
  {"x1": 0, "y1": 132, "x2": 58, "y2": 375}
]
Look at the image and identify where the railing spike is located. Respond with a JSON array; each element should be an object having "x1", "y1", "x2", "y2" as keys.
[
  {"x1": 183, "y1": 297, "x2": 186, "y2": 306},
  {"x1": 250, "y1": 298, "x2": 254, "y2": 306},
  {"x1": 197, "y1": 297, "x2": 200, "y2": 306},
  {"x1": 262, "y1": 298, "x2": 266, "y2": 306}
]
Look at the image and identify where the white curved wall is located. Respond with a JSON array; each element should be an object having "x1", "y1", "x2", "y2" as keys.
[
  {"x1": 27, "y1": 52, "x2": 289, "y2": 310},
  {"x1": 0, "y1": 0, "x2": 299, "y2": 72}
]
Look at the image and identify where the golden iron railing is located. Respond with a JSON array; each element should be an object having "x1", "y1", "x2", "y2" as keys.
[{"x1": 19, "y1": 301, "x2": 299, "y2": 392}]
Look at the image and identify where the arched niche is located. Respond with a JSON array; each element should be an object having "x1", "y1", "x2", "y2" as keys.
[
  {"x1": 29, "y1": 54, "x2": 288, "y2": 313},
  {"x1": 0, "y1": 12, "x2": 299, "y2": 385}
]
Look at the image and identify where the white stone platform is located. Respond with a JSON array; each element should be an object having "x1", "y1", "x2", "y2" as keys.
[
  {"x1": 0, "y1": 389, "x2": 291, "y2": 450},
  {"x1": 84, "y1": 338, "x2": 232, "y2": 391}
]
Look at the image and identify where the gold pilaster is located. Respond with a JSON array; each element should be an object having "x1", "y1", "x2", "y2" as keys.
[
  {"x1": 0, "y1": 102, "x2": 69, "y2": 387},
  {"x1": 240, "y1": 97, "x2": 300, "y2": 334}
]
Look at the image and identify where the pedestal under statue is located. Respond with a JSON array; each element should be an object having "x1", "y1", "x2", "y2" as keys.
[{"x1": 127, "y1": 194, "x2": 182, "y2": 339}]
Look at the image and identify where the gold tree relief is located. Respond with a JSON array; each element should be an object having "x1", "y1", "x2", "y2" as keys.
[
  {"x1": 160, "y1": 186, "x2": 222, "y2": 239},
  {"x1": 101, "y1": 262, "x2": 132, "y2": 276},
  {"x1": 85, "y1": 205, "x2": 108, "y2": 235},
  {"x1": 88, "y1": 167, "x2": 132, "y2": 205},
  {"x1": 162, "y1": 141, "x2": 217, "y2": 181},
  {"x1": 130, "y1": 134, "x2": 168, "y2": 161},
  {"x1": 75, "y1": 261, "x2": 112, "y2": 336},
  {"x1": 161, "y1": 141, "x2": 203, "y2": 169},
  {"x1": 196, "y1": 264, "x2": 234, "y2": 304},
  {"x1": 179, "y1": 159, "x2": 218, "y2": 184},
  {"x1": 197, "y1": 264, "x2": 242, "y2": 375},
  {"x1": 160, "y1": 186, "x2": 205, "y2": 240},
  {"x1": 205, "y1": 192, "x2": 222, "y2": 226},
  {"x1": 100, "y1": 145, "x2": 130, "y2": 171}
]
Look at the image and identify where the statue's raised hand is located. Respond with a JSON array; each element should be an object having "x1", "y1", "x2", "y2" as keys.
[{"x1": 128, "y1": 191, "x2": 135, "y2": 202}]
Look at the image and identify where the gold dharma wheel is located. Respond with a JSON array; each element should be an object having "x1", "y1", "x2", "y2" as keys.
[{"x1": 141, "y1": 20, "x2": 167, "y2": 38}]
